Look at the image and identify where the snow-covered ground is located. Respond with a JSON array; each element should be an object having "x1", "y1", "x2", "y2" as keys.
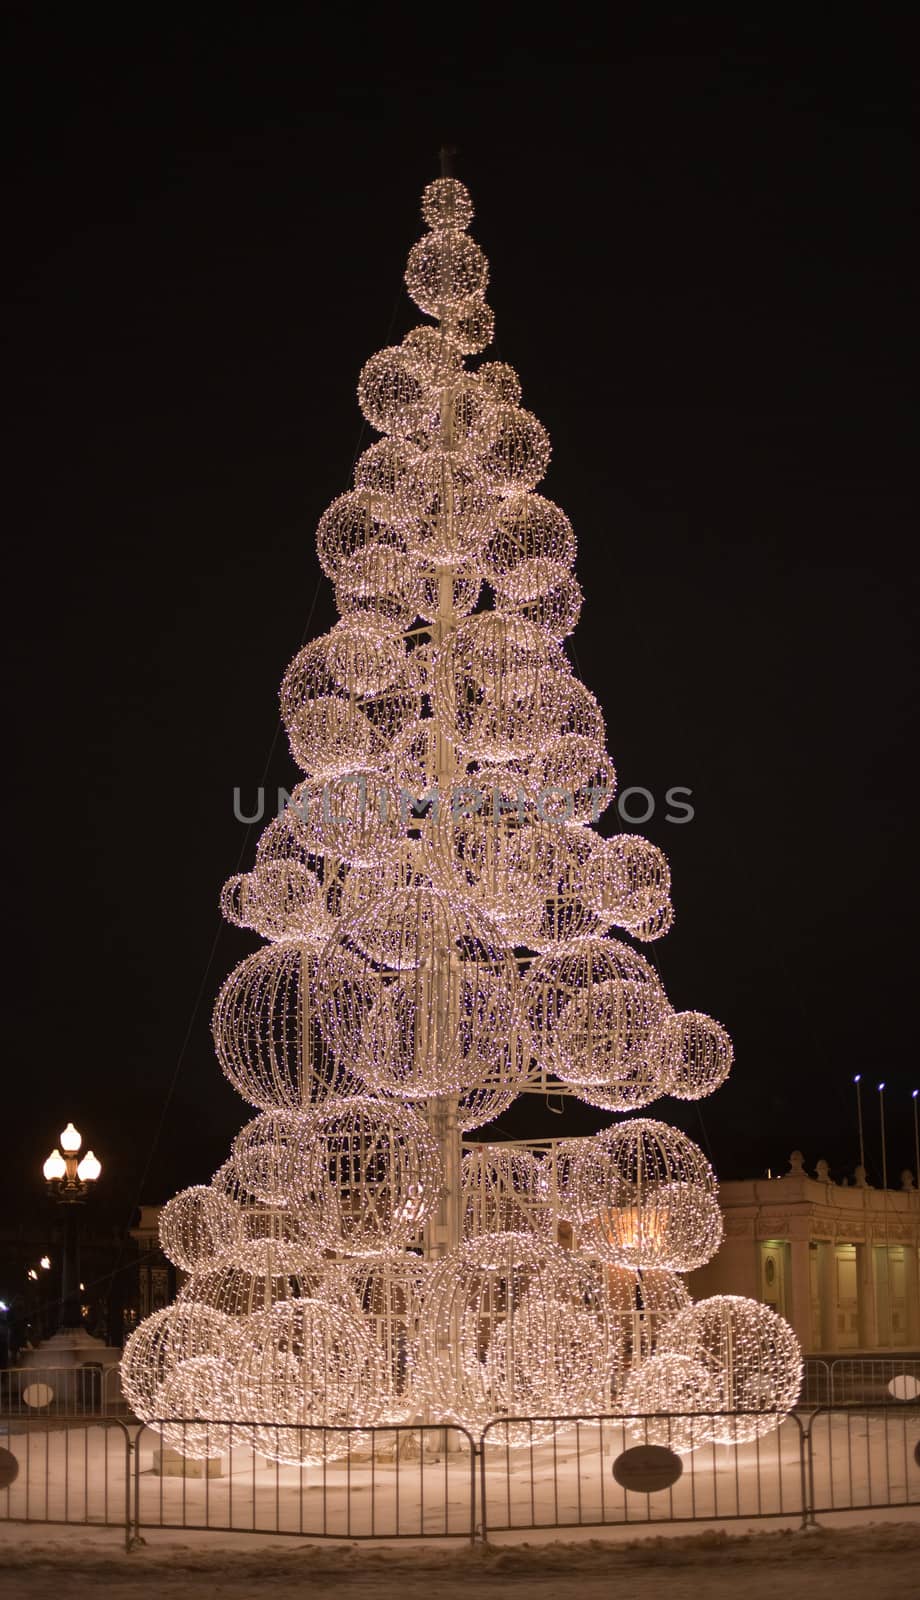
[
  {"x1": 1, "y1": 1410, "x2": 918, "y2": 1544},
  {"x1": 1, "y1": 1521, "x2": 920, "y2": 1600}
]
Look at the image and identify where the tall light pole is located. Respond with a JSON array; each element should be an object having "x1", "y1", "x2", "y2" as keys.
[{"x1": 43, "y1": 1123, "x2": 101, "y2": 1331}]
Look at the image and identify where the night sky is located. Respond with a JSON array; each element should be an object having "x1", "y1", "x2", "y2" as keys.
[{"x1": 3, "y1": 13, "x2": 915, "y2": 1234}]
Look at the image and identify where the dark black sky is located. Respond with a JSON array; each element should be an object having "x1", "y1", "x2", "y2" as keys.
[{"x1": 3, "y1": 11, "x2": 916, "y2": 1232}]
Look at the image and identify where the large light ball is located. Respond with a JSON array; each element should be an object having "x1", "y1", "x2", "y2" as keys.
[
  {"x1": 431, "y1": 612, "x2": 568, "y2": 764},
  {"x1": 416, "y1": 1234, "x2": 611, "y2": 1444},
  {"x1": 120, "y1": 1303, "x2": 234, "y2": 1424},
  {"x1": 159, "y1": 1185, "x2": 242, "y2": 1273},
  {"x1": 227, "y1": 1298, "x2": 385, "y2": 1465},
  {"x1": 156, "y1": 1356, "x2": 238, "y2": 1459},
  {"x1": 523, "y1": 935, "x2": 668, "y2": 1094},
  {"x1": 494, "y1": 558, "x2": 583, "y2": 639},
  {"x1": 405, "y1": 229, "x2": 488, "y2": 318},
  {"x1": 568, "y1": 1119, "x2": 722, "y2": 1272},
  {"x1": 317, "y1": 885, "x2": 519, "y2": 1099},
  {"x1": 357, "y1": 346, "x2": 437, "y2": 437},
  {"x1": 484, "y1": 492, "x2": 576, "y2": 581},
  {"x1": 421, "y1": 177, "x2": 474, "y2": 231},
  {"x1": 220, "y1": 860, "x2": 335, "y2": 946},
  {"x1": 475, "y1": 406, "x2": 551, "y2": 495},
  {"x1": 658, "y1": 1010, "x2": 733, "y2": 1101},
  {"x1": 213, "y1": 943, "x2": 357, "y2": 1114},
  {"x1": 306, "y1": 1096, "x2": 441, "y2": 1255},
  {"x1": 658, "y1": 1296, "x2": 803, "y2": 1443},
  {"x1": 315, "y1": 489, "x2": 403, "y2": 580},
  {"x1": 395, "y1": 448, "x2": 494, "y2": 566}
]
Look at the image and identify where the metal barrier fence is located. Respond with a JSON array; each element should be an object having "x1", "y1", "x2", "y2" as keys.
[
  {"x1": 0, "y1": 1365, "x2": 127, "y2": 1417},
  {"x1": 133, "y1": 1421, "x2": 477, "y2": 1544},
  {"x1": 1, "y1": 1402, "x2": 918, "y2": 1549}
]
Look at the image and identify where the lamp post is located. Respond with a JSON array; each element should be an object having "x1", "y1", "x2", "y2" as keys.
[{"x1": 42, "y1": 1123, "x2": 101, "y2": 1331}]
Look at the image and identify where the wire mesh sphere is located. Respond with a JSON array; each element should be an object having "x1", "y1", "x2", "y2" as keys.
[
  {"x1": 405, "y1": 229, "x2": 488, "y2": 319},
  {"x1": 221, "y1": 861, "x2": 337, "y2": 946},
  {"x1": 484, "y1": 493, "x2": 576, "y2": 582},
  {"x1": 290, "y1": 771, "x2": 406, "y2": 869},
  {"x1": 230, "y1": 1111, "x2": 317, "y2": 1209},
  {"x1": 315, "y1": 488, "x2": 403, "y2": 581},
  {"x1": 395, "y1": 448, "x2": 494, "y2": 566},
  {"x1": 416, "y1": 1233, "x2": 610, "y2": 1443},
  {"x1": 421, "y1": 176, "x2": 474, "y2": 231},
  {"x1": 518, "y1": 823, "x2": 610, "y2": 950},
  {"x1": 657, "y1": 1296, "x2": 803, "y2": 1443},
  {"x1": 337, "y1": 1253, "x2": 431, "y2": 1423},
  {"x1": 120, "y1": 1303, "x2": 234, "y2": 1423},
  {"x1": 448, "y1": 296, "x2": 494, "y2": 356},
  {"x1": 159, "y1": 1185, "x2": 243, "y2": 1273},
  {"x1": 357, "y1": 346, "x2": 438, "y2": 438},
  {"x1": 591, "y1": 835, "x2": 672, "y2": 937},
  {"x1": 658, "y1": 1010, "x2": 733, "y2": 1101},
  {"x1": 569, "y1": 1119, "x2": 722, "y2": 1273},
  {"x1": 155, "y1": 1356, "x2": 239, "y2": 1459},
  {"x1": 334, "y1": 542, "x2": 423, "y2": 631},
  {"x1": 431, "y1": 612, "x2": 568, "y2": 764},
  {"x1": 476, "y1": 361, "x2": 522, "y2": 407},
  {"x1": 523, "y1": 935, "x2": 668, "y2": 1092},
  {"x1": 213, "y1": 943, "x2": 356, "y2": 1114},
  {"x1": 629, "y1": 900, "x2": 675, "y2": 943},
  {"x1": 621, "y1": 1353, "x2": 722, "y2": 1455},
  {"x1": 353, "y1": 437, "x2": 419, "y2": 506},
  {"x1": 494, "y1": 558, "x2": 583, "y2": 639},
  {"x1": 227, "y1": 1297, "x2": 385, "y2": 1465},
  {"x1": 317, "y1": 884, "x2": 520, "y2": 1098},
  {"x1": 423, "y1": 802, "x2": 546, "y2": 942},
  {"x1": 476, "y1": 406, "x2": 551, "y2": 496},
  {"x1": 401, "y1": 324, "x2": 466, "y2": 384},
  {"x1": 336, "y1": 841, "x2": 432, "y2": 924},
  {"x1": 280, "y1": 625, "x2": 419, "y2": 778},
  {"x1": 305, "y1": 1096, "x2": 441, "y2": 1255},
  {"x1": 415, "y1": 560, "x2": 483, "y2": 621},
  {"x1": 524, "y1": 737, "x2": 617, "y2": 824},
  {"x1": 461, "y1": 1145, "x2": 555, "y2": 1238}
]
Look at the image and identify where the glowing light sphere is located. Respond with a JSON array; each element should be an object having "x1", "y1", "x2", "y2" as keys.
[
  {"x1": 405, "y1": 229, "x2": 488, "y2": 319},
  {"x1": 395, "y1": 448, "x2": 494, "y2": 566},
  {"x1": 421, "y1": 176, "x2": 474, "y2": 231},
  {"x1": 476, "y1": 406, "x2": 551, "y2": 496},
  {"x1": 522, "y1": 823, "x2": 610, "y2": 949},
  {"x1": 230, "y1": 1111, "x2": 317, "y2": 1210},
  {"x1": 416, "y1": 1234, "x2": 610, "y2": 1443},
  {"x1": 432, "y1": 612, "x2": 568, "y2": 763},
  {"x1": 178, "y1": 1244, "x2": 338, "y2": 1321},
  {"x1": 227, "y1": 1297, "x2": 385, "y2": 1465},
  {"x1": 476, "y1": 361, "x2": 522, "y2": 407},
  {"x1": 658, "y1": 1010, "x2": 733, "y2": 1101},
  {"x1": 494, "y1": 559, "x2": 583, "y2": 639},
  {"x1": 401, "y1": 324, "x2": 465, "y2": 384},
  {"x1": 290, "y1": 771, "x2": 405, "y2": 869},
  {"x1": 462, "y1": 1145, "x2": 555, "y2": 1237},
  {"x1": 338, "y1": 1253, "x2": 431, "y2": 1423},
  {"x1": 213, "y1": 943, "x2": 356, "y2": 1114},
  {"x1": 591, "y1": 834, "x2": 672, "y2": 937},
  {"x1": 452, "y1": 1026, "x2": 535, "y2": 1131},
  {"x1": 353, "y1": 438, "x2": 418, "y2": 505},
  {"x1": 522, "y1": 737, "x2": 617, "y2": 824},
  {"x1": 523, "y1": 935, "x2": 668, "y2": 1092},
  {"x1": 334, "y1": 542, "x2": 423, "y2": 631},
  {"x1": 569, "y1": 1119, "x2": 723, "y2": 1272},
  {"x1": 156, "y1": 1356, "x2": 239, "y2": 1459},
  {"x1": 657, "y1": 1296, "x2": 803, "y2": 1443},
  {"x1": 120, "y1": 1303, "x2": 234, "y2": 1424},
  {"x1": 305, "y1": 1096, "x2": 441, "y2": 1255},
  {"x1": 159, "y1": 1185, "x2": 242, "y2": 1273},
  {"x1": 317, "y1": 884, "x2": 519, "y2": 1098},
  {"x1": 221, "y1": 860, "x2": 336, "y2": 946},
  {"x1": 357, "y1": 346, "x2": 437, "y2": 438},
  {"x1": 449, "y1": 296, "x2": 494, "y2": 356},
  {"x1": 424, "y1": 800, "x2": 546, "y2": 940},
  {"x1": 484, "y1": 493, "x2": 576, "y2": 582},
  {"x1": 621, "y1": 1353, "x2": 722, "y2": 1454},
  {"x1": 415, "y1": 560, "x2": 483, "y2": 621},
  {"x1": 315, "y1": 488, "x2": 403, "y2": 581}
]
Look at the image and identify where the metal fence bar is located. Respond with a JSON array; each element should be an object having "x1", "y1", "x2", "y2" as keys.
[{"x1": 0, "y1": 1414, "x2": 133, "y2": 1549}]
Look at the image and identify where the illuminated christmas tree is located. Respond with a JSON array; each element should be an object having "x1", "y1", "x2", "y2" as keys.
[{"x1": 122, "y1": 170, "x2": 802, "y2": 1458}]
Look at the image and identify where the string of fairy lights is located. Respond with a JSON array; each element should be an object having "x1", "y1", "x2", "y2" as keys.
[{"x1": 120, "y1": 174, "x2": 803, "y2": 1460}]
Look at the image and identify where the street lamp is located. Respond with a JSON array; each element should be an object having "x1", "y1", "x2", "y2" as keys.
[{"x1": 42, "y1": 1122, "x2": 102, "y2": 1332}]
